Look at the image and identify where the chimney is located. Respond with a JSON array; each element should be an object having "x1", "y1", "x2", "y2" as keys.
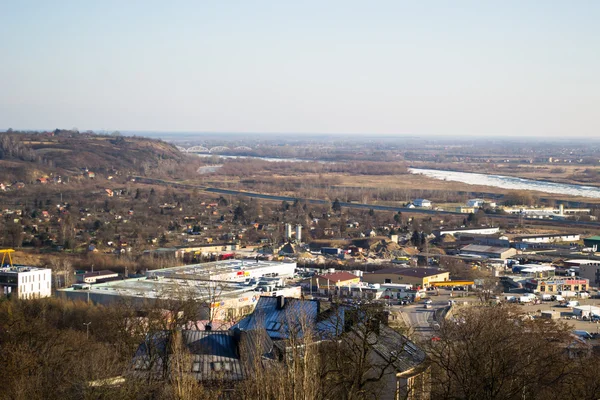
[
  {"x1": 276, "y1": 295, "x2": 285, "y2": 310},
  {"x1": 284, "y1": 224, "x2": 292, "y2": 240},
  {"x1": 295, "y1": 225, "x2": 302, "y2": 243},
  {"x1": 205, "y1": 323, "x2": 212, "y2": 331}
]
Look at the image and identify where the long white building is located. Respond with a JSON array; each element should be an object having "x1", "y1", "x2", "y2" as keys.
[
  {"x1": 147, "y1": 259, "x2": 296, "y2": 282},
  {"x1": 59, "y1": 260, "x2": 299, "y2": 321},
  {"x1": 0, "y1": 266, "x2": 52, "y2": 299}
]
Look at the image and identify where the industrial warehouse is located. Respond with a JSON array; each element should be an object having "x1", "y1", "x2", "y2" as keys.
[{"x1": 59, "y1": 260, "x2": 299, "y2": 322}]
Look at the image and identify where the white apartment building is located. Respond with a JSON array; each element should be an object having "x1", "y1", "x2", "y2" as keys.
[{"x1": 0, "y1": 266, "x2": 52, "y2": 299}]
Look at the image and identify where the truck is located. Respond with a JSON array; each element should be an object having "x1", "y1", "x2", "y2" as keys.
[
  {"x1": 541, "y1": 294, "x2": 553, "y2": 301},
  {"x1": 559, "y1": 291, "x2": 577, "y2": 298},
  {"x1": 566, "y1": 300, "x2": 580, "y2": 308},
  {"x1": 519, "y1": 296, "x2": 533, "y2": 304}
]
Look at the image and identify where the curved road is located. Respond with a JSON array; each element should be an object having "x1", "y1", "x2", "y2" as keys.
[{"x1": 134, "y1": 177, "x2": 600, "y2": 228}]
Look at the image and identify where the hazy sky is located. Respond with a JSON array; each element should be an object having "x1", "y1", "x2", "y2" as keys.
[{"x1": 1, "y1": 1, "x2": 599, "y2": 137}]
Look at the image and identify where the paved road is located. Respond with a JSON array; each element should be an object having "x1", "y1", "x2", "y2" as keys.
[{"x1": 134, "y1": 176, "x2": 600, "y2": 228}]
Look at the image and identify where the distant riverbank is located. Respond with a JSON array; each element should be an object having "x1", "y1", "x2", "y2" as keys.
[{"x1": 409, "y1": 168, "x2": 600, "y2": 199}]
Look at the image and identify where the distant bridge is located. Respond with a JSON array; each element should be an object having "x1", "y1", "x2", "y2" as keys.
[
  {"x1": 179, "y1": 146, "x2": 235, "y2": 153},
  {"x1": 185, "y1": 146, "x2": 210, "y2": 153},
  {"x1": 209, "y1": 146, "x2": 230, "y2": 153}
]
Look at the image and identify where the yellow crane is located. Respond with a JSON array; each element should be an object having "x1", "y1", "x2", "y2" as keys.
[{"x1": 0, "y1": 249, "x2": 15, "y2": 267}]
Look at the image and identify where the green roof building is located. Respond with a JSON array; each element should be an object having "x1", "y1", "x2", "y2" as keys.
[{"x1": 583, "y1": 236, "x2": 600, "y2": 248}]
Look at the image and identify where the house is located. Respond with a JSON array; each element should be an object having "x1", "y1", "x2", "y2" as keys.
[
  {"x1": 412, "y1": 199, "x2": 432, "y2": 208},
  {"x1": 105, "y1": 189, "x2": 114, "y2": 197},
  {"x1": 86, "y1": 171, "x2": 95, "y2": 178},
  {"x1": 460, "y1": 244, "x2": 517, "y2": 259},
  {"x1": 232, "y1": 296, "x2": 344, "y2": 341},
  {"x1": 36, "y1": 177, "x2": 48, "y2": 184},
  {"x1": 76, "y1": 269, "x2": 119, "y2": 284},
  {"x1": 311, "y1": 271, "x2": 360, "y2": 289},
  {"x1": 356, "y1": 323, "x2": 430, "y2": 400},
  {"x1": 131, "y1": 329, "x2": 274, "y2": 390},
  {"x1": 233, "y1": 297, "x2": 430, "y2": 399},
  {"x1": 362, "y1": 267, "x2": 450, "y2": 288},
  {"x1": 455, "y1": 207, "x2": 476, "y2": 214},
  {"x1": 466, "y1": 199, "x2": 485, "y2": 207},
  {"x1": 278, "y1": 242, "x2": 297, "y2": 256}
]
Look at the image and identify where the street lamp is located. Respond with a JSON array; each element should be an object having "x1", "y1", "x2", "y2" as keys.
[{"x1": 83, "y1": 322, "x2": 91, "y2": 339}]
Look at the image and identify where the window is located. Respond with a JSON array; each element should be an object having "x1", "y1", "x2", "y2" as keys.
[
  {"x1": 133, "y1": 358, "x2": 150, "y2": 371},
  {"x1": 267, "y1": 321, "x2": 282, "y2": 331},
  {"x1": 211, "y1": 362, "x2": 232, "y2": 372},
  {"x1": 384, "y1": 279, "x2": 392, "y2": 284},
  {"x1": 192, "y1": 362, "x2": 201, "y2": 372}
]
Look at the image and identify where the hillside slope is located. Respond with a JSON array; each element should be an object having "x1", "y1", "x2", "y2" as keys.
[{"x1": 0, "y1": 130, "x2": 191, "y2": 182}]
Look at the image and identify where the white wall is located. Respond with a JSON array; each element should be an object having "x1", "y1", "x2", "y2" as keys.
[{"x1": 18, "y1": 269, "x2": 52, "y2": 299}]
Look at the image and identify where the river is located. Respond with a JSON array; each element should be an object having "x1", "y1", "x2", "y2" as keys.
[
  {"x1": 194, "y1": 154, "x2": 322, "y2": 163},
  {"x1": 409, "y1": 168, "x2": 600, "y2": 199}
]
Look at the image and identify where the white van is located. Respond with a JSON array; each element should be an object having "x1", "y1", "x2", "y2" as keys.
[{"x1": 567, "y1": 300, "x2": 580, "y2": 308}]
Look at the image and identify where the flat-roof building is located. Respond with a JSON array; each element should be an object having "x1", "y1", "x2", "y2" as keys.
[
  {"x1": 436, "y1": 227, "x2": 500, "y2": 237},
  {"x1": 362, "y1": 267, "x2": 449, "y2": 288},
  {"x1": 514, "y1": 233, "x2": 580, "y2": 244},
  {"x1": 76, "y1": 269, "x2": 119, "y2": 284},
  {"x1": 460, "y1": 244, "x2": 517, "y2": 259},
  {"x1": 0, "y1": 266, "x2": 52, "y2": 299},
  {"x1": 60, "y1": 260, "x2": 299, "y2": 322},
  {"x1": 583, "y1": 236, "x2": 600, "y2": 249},
  {"x1": 147, "y1": 259, "x2": 296, "y2": 282}
]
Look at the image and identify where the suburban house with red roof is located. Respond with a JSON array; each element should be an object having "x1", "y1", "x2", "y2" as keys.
[{"x1": 311, "y1": 271, "x2": 360, "y2": 289}]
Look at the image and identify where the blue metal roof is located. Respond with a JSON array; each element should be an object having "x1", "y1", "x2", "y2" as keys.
[{"x1": 232, "y1": 297, "x2": 345, "y2": 340}]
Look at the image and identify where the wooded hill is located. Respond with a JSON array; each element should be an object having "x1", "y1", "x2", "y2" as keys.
[{"x1": 0, "y1": 130, "x2": 191, "y2": 182}]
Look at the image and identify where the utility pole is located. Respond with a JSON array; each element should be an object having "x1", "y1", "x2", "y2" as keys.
[{"x1": 83, "y1": 322, "x2": 91, "y2": 340}]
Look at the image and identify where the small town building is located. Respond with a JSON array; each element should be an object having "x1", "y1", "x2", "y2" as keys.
[
  {"x1": 412, "y1": 199, "x2": 432, "y2": 208},
  {"x1": 455, "y1": 206, "x2": 476, "y2": 214},
  {"x1": 524, "y1": 278, "x2": 588, "y2": 294},
  {"x1": 466, "y1": 199, "x2": 485, "y2": 208},
  {"x1": 311, "y1": 271, "x2": 360, "y2": 289},
  {"x1": 573, "y1": 260, "x2": 600, "y2": 287},
  {"x1": 583, "y1": 236, "x2": 600, "y2": 249},
  {"x1": 76, "y1": 269, "x2": 119, "y2": 284},
  {"x1": 435, "y1": 227, "x2": 501, "y2": 237},
  {"x1": 362, "y1": 267, "x2": 449, "y2": 288},
  {"x1": 514, "y1": 233, "x2": 580, "y2": 244},
  {"x1": 0, "y1": 265, "x2": 52, "y2": 299},
  {"x1": 460, "y1": 244, "x2": 517, "y2": 259},
  {"x1": 131, "y1": 329, "x2": 273, "y2": 390}
]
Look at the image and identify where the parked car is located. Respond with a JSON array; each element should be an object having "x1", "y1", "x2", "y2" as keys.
[{"x1": 573, "y1": 330, "x2": 593, "y2": 340}]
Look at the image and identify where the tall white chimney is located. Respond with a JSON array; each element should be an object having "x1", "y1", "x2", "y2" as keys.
[
  {"x1": 285, "y1": 223, "x2": 292, "y2": 240},
  {"x1": 295, "y1": 224, "x2": 302, "y2": 243}
]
